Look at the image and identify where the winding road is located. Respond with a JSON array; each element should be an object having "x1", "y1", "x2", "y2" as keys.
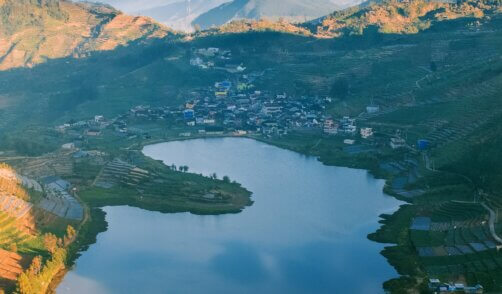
[{"x1": 481, "y1": 202, "x2": 502, "y2": 246}]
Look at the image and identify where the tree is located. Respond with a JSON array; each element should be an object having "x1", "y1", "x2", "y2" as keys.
[
  {"x1": 430, "y1": 61, "x2": 437, "y2": 72},
  {"x1": 28, "y1": 256, "x2": 42, "y2": 276},
  {"x1": 64, "y1": 225, "x2": 76, "y2": 247},
  {"x1": 330, "y1": 78, "x2": 349, "y2": 99},
  {"x1": 9, "y1": 243, "x2": 17, "y2": 253},
  {"x1": 17, "y1": 272, "x2": 33, "y2": 294},
  {"x1": 9, "y1": 243, "x2": 18, "y2": 253},
  {"x1": 43, "y1": 233, "x2": 59, "y2": 254},
  {"x1": 222, "y1": 176, "x2": 230, "y2": 183}
]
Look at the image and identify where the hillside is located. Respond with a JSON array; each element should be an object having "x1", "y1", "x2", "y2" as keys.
[
  {"x1": 193, "y1": 0, "x2": 341, "y2": 29},
  {"x1": 134, "y1": 0, "x2": 230, "y2": 31},
  {"x1": 0, "y1": 0, "x2": 172, "y2": 70},
  {"x1": 0, "y1": 0, "x2": 502, "y2": 292},
  {"x1": 312, "y1": 0, "x2": 502, "y2": 37},
  {"x1": 194, "y1": 0, "x2": 500, "y2": 38}
]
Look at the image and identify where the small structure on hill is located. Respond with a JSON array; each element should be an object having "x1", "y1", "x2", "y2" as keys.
[
  {"x1": 390, "y1": 137, "x2": 406, "y2": 149},
  {"x1": 360, "y1": 127, "x2": 373, "y2": 139}
]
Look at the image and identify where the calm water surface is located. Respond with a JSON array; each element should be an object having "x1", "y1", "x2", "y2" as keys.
[{"x1": 58, "y1": 138, "x2": 402, "y2": 294}]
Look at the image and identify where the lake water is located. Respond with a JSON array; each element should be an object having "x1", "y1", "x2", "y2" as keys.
[{"x1": 58, "y1": 137, "x2": 402, "y2": 294}]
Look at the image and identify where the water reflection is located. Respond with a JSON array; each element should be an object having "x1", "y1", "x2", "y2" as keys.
[{"x1": 58, "y1": 138, "x2": 402, "y2": 294}]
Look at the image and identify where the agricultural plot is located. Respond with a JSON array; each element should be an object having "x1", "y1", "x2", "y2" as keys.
[
  {"x1": 94, "y1": 159, "x2": 150, "y2": 189},
  {"x1": 37, "y1": 194, "x2": 83, "y2": 221},
  {"x1": 0, "y1": 248, "x2": 23, "y2": 287},
  {"x1": 0, "y1": 212, "x2": 31, "y2": 248},
  {"x1": 0, "y1": 195, "x2": 32, "y2": 219},
  {"x1": 410, "y1": 201, "x2": 502, "y2": 286}
]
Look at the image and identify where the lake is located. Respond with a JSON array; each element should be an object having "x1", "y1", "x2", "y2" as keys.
[{"x1": 58, "y1": 137, "x2": 402, "y2": 294}]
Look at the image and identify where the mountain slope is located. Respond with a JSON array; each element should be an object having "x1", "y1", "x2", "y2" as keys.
[
  {"x1": 313, "y1": 0, "x2": 501, "y2": 37},
  {"x1": 0, "y1": 0, "x2": 172, "y2": 70},
  {"x1": 193, "y1": 0, "x2": 341, "y2": 29},
  {"x1": 134, "y1": 0, "x2": 230, "y2": 31},
  {"x1": 198, "y1": 0, "x2": 500, "y2": 38}
]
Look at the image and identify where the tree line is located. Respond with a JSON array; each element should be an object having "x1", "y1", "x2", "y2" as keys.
[{"x1": 16, "y1": 226, "x2": 77, "y2": 294}]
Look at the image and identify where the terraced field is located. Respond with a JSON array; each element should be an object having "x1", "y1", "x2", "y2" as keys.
[
  {"x1": 0, "y1": 249, "x2": 24, "y2": 289},
  {"x1": 94, "y1": 158, "x2": 150, "y2": 189},
  {"x1": 0, "y1": 212, "x2": 31, "y2": 249},
  {"x1": 410, "y1": 201, "x2": 502, "y2": 287}
]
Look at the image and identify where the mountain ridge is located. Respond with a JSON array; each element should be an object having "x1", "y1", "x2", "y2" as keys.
[
  {"x1": 193, "y1": 0, "x2": 341, "y2": 29},
  {"x1": 0, "y1": 0, "x2": 172, "y2": 70}
]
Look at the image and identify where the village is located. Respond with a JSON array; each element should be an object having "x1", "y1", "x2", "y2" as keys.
[{"x1": 54, "y1": 71, "x2": 417, "y2": 154}]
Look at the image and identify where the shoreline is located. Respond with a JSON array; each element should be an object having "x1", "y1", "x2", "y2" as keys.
[{"x1": 52, "y1": 134, "x2": 413, "y2": 293}]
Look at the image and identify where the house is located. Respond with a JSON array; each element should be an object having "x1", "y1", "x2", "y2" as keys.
[
  {"x1": 61, "y1": 143, "x2": 76, "y2": 150},
  {"x1": 464, "y1": 285, "x2": 483, "y2": 294},
  {"x1": 86, "y1": 129, "x2": 101, "y2": 136},
  {"x1": 183, "y1": 109, "x2": 195, "y2": 120},
  {"x1": 94, "y1": 115, "x2": 104, "y2": 123},
  {"x1": 203, "y1": 118, "x2": 216, "y2": 125},
  {"x1": 360, "y1": 127, "x2": 373, "y2": 139},
  {"x1": 215, "y1": 81, "x2": 232, "y2": 90},
  {"x1": 197, "y1": 47, "x2": 219, "y2": 57},
  {"x1": 366, "y1": 105, "x2": 380, "y2": 114},
  {"x1": 190, "y1": 57, "x2": 203, "y2": 66},
  {"x1": 339, "y1": 116, "x2": 357, "y2": 135},
  {"x1": 344, "y1": 139, "x2": 356, "y2": 145},
  {"x1": 428, "y1": 279, "x2": 441, "y2": 289},
  {"x1": 417, "y1": 139, "x2": 430, "y2": 151},
  {"x1": 390, "y1": 137, "x2": 406, "y2": 149},
  {"x1": 323, "y1": 119, "x2": 338, "y2": 135},
  {"x1": 215, "y1": 91, "x2": 228, "y2": 98},
  {"x1": 262, "y1": 105, "x2": 282, "y2": 115}
]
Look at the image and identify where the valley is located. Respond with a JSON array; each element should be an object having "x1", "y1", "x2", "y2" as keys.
[{"x1": 0, "y1": 0, "x2": 501, "y2": 293}]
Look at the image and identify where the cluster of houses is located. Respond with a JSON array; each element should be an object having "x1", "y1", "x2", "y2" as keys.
[
  {"x1": 176, "y1": 80, "x2": 342, "y2": 138},
  {"x1": 53, "y1": 72, "x2": 429, "y2": 153},
  {"x1": 428, "y1": 279, "x2": 484, "y2": 294},
  {"x1": 323, "y1": 116, "x2": 375, "y2": 142},
  {"x1": 55, "y1": 115, "x2": 110, "y2": 138},
  {"x1": 189, "y1": 47, "x2": 246, "y2": 73},
  {"x1": 55, "y1": 74, "x2": 381, "y2": 144}
]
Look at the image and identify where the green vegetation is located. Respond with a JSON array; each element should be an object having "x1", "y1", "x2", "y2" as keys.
[
  {"x1": 16, "y1": 226, "x2": 76, "y2": 294},
  {"x1": 0, "y1": 0, "x2": 501, "y2": 292}
]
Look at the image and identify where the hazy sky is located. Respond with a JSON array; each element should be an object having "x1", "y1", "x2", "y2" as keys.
[
  {"x1": 93, "y1": 0, "x2": 361, "y2": 31},
  {"x1": 96, "y1": 0, "x2": 182, "y2": 12},
  {"x1": 95, "y1": 0, "x2": 361, "y2": 14}
]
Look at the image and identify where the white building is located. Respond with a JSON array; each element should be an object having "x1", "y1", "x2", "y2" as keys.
[
  {"x1": 360, "y1": 128, "x2": 374, "y2": 139},
  {"x1": 390, "y1": 137, "x2": 406, "y2": 149},
  {"x1": 94, "y1": 115, "x2": 104, "y2": 123},
  {"x1": 366, "y1": 105, "x2": 380, "y2": 114},
  {"x1": 61, "y1": 143, "x2": 76, "y2": 150}
]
